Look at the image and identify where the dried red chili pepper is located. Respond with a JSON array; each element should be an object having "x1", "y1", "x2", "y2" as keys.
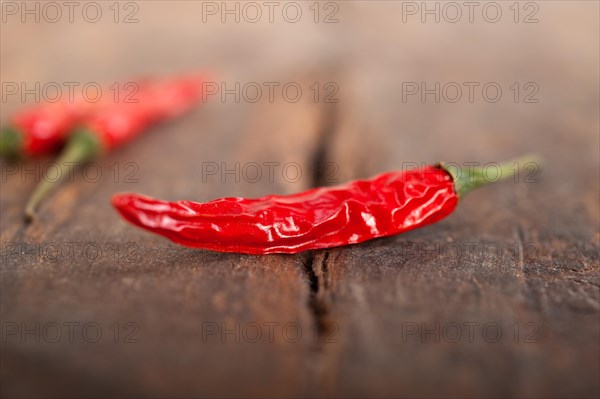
[
  {"x1": 0, "y1": 97, "x2": 97, "y2": 157},
  {"x1": 111, "y1": 156, "x2": 538, "y2": 254},
  {"x1": 24, "y1": 73, "x2": 208, "y2": 221}
]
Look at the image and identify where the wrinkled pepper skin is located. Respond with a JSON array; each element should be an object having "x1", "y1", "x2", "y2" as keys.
[{"x1": 112, "y1": 166, "x2": 458, "y2": 254}]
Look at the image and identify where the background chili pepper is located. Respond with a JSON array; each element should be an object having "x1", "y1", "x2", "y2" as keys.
[
  {"x1": 0, "y1": 74, "x2": 196, "y2": 158},
  {"x1": 0, "y1": 97, "x2": 97, "y2": 158},
  {"x1": 111, "y1": 156, "x2": 538, "y2": 255},
  {"x1": 23, "y1": 73, "x2": 209, "y2": 221}
]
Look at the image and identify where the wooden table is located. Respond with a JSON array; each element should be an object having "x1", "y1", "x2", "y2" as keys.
[{"x1": 1, "y1": 2, "x2": 598, "y2": 397}]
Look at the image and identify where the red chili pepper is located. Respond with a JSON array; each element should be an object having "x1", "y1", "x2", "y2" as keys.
[
  {"x1": 85, "y1": 74, "x2": 207, "y2": 151},
  {"x1": 23, "y1": 73, "x2": 209, "y2": 221},
  {"x1": 111, "y1": 156, "x2": 538, "y2": 254},
  {"x1": 0, "y1": 97, "x2": 97, "y2": 157}
]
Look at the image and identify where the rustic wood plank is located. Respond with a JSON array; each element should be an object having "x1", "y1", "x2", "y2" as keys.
[
  {"x1": 312, "y1": 2, "x2": 600, "y2": 397},
  {"x1": 0, "y1": 3, "x2": 351, "y2": 396},
  {"x1": 1, "y1": 1, "x2": 598, "y2": 398},
  {"x1": 1, "y1": 99, "x2": 325, "y2": 397},
  {"x1": 0, "y1": 68, "x2": 336, "y2": 399}
]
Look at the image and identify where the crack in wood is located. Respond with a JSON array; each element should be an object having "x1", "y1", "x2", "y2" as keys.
[
  {"x1": 301, "y1": 99, "x2": 339, "y2": 344},
  {"x1": 303, "y1": 252, "x2": 319, "y2": 295},
  {"x1": 311, "y1": 103, "x2": 338, "y2": 188},
  {"x1": 321, "y1": 252, "x2": 330, "y2": 290},
  {"x1": 302, "y1": 251, "x2": 334, "y2": 347}
]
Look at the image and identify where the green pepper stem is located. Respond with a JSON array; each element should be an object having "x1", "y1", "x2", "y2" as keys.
[
  {"x1": 439, "y1": 154, "x2": 542, "y2": 199},
  {"x1": 0, "y1": 127, "x2": 23, "y2": 158},
  {"x1": 24, "y1": 129, "x2": 101, "y2": 222}
]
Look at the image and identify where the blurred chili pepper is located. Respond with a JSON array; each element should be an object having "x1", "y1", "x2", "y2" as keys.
[
  {"x1": 24, "y1": 73, "x2": 208, "y2": 221},
  {"x1": 0, "y1": 97, "x2": 98, "y2": 158},
  {"x1": 112, "y1": 156, "x2": 539, "y2": 255}
]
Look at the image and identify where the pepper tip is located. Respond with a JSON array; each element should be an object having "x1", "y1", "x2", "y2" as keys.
[
  {"x1": 23, "y1": 209, "x2": 34, "y2": 224},
  {"x1": 112, "y1": 193, "x2": 132, "y2": 209}
]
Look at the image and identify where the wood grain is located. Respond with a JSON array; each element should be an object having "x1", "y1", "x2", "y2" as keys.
[{"x1": 1, "y1": 1, "x2": 598, "y2": 398}]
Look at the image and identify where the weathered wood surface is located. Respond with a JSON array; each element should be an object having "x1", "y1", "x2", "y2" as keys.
[{"x1": 1, "y1": 2, "x2": 598, "y2": 398}]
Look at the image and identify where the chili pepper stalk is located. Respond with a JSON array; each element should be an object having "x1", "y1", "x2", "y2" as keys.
[
  {"x1": 438, "y1": 154, "x2": 542, "y2": 199},
  {"x1": 24, "y1": 129, "x2": 100, "y2": 222},
  {"x1": 112, "y1": 154, "x2": 541, "y2": 255},
  {"x1": 0, "y1": 127, "x2": 22, "y2": 158}
]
